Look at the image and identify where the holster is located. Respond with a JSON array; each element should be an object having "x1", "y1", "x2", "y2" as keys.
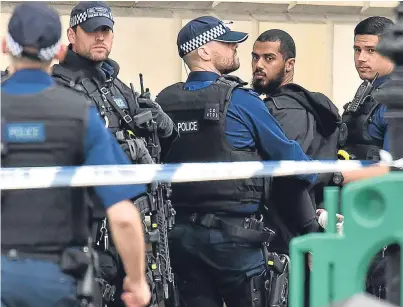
[
  {"x1": 60, "y1": 245, "x2": 102, "y2": 306},
  {"x1": 250, "y1": 270, "x2": 267, "y2": 307},
  {"x1": 263, "y1": 246, "x2": 290, "y2": 307}
]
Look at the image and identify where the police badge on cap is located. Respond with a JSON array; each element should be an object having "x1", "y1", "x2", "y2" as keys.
[{"x1": 70, "y1": 1, "x2": 114, "y2": 32}]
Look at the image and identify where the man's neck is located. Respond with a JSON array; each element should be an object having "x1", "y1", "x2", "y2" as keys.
[
  {"x1": 281, "y1": 72, "x2": 293, "y2": 87},
  {"x1": 190, "y1": 63, "x2": 221, "y2": 75},
  {"x1": 12, "y1": 64, "x2": 50, "y2": 74}
]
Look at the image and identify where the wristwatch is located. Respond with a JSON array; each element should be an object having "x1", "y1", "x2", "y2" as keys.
[{"x1": 332, "y1": 172, "x2": 344, "y2": 186}]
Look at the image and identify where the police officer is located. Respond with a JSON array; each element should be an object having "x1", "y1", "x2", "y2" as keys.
[
  {"x1": 1, "y1": 3, "x2": 150, "y2": 307},
  {"x1": 156, "y1": 16, "x2": 320, "y2": 307},
  {"x1": 337, "y1": 16, "x2": 395, "y2": 301},
  {"x1": 51, "y1": 2, "x2": 177, "y2": 305},
  {"x1": 339, "y1": 16, "x2": 395, "y2": 184}
]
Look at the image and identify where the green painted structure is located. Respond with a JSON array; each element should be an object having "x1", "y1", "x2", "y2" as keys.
[{"x1": 289, "y1": 173, "x2": 403, "y2": 307}]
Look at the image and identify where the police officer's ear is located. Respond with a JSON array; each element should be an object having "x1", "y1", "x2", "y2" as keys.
[
  {"x1": 1, "y1": 37, "x2": 9, "y2": 55},
  {"x1": 285, "y1": 58, "x2": 295, "y2": 73},
  {"x1": 197, "y1": 46, "x2": 211, "y2": 61},
  {"x1": 67, "y1": 27, "x2": 76, "y2": 45},
  {"x1": 54, "y1": 44, "x2": 68, "y2": 62}
]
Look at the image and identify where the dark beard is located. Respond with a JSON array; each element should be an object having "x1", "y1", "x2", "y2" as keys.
[{"x1": 252, "y1": 70, "x2": 285, "y2": 95}]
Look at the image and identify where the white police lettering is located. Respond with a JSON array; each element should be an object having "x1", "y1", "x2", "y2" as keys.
[
  {"x1": 204, "y1": 103, "x2": 220, "y2": 121},
  {"x1": 6, "y1": 123, "x2": 45, "y2": 143},
  {"x1": 206, "y1": 108, "x2": 218, "y2": 119},
  {"x1": 177, "y1": 121, "x2": 199, "y2": 133},
  {"x1": 87, "y1": 7, "x2": 113, "y2": 21}
]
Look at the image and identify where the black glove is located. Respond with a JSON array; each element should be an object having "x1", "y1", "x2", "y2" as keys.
[
  {"x1": 120, "y1": 139, "x2": 153, "y2": 164},
  {"x1": 136, "y1": 95, "x2": 174, "y2": 138}
]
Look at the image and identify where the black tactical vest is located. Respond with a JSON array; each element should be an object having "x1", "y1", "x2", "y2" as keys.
[
  {"x1": 52, "y1": 64, "x2": 137, "y2": 136},
  {"x1": 52, "y1": 59, "x2": 152, "y2": 219},
  {"x1": 156, "y1": 76, "x2": 265, "y2": 214},
  {"x1": 339, "y1": 93, "x2": 383, "y2": 161},
  {"x1": 1, "y1": 85, "x2": 89, "y2": 253}
]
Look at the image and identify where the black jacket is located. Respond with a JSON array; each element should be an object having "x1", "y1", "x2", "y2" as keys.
[{"x1": 265, "y1": 83, "x2": 341, "y2": 208}]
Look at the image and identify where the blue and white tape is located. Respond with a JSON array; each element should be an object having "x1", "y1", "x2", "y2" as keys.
[{"x1": 0, "y1": 159, "x2": 379, "y2": 190}]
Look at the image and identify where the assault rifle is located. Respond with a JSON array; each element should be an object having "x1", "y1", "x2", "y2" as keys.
[{"x1": 130, "y1": 74, "x2": 179, "y2": 307}]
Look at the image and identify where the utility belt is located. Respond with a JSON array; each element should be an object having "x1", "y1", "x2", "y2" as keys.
[
  {"x1": 178, "y1": 212, "x2": 290, "y2": 306},
  {"x1": 2, "y1": 248, "x2": 62, "y2": 263},
  {"x1": 3, "y1": 244, "x2": 101, "y2": 306},
  {"x1": 177, "y1": 212, "x2": 274, "y2": 244}
]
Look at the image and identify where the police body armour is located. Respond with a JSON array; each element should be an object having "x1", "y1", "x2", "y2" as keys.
[{"x1": 156, "y1": 76, "x2": 264, "y2": 214}]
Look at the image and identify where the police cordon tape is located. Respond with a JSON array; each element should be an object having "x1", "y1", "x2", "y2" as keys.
[{"x1": 1, "y1": 152, "x2": 403, "y2": 190}]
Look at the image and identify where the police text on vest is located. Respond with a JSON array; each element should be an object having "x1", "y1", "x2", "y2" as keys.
[
  {"x1": 177, "y1": 121, "x2": 199, "y2": 133},
  {"x1": 5, "y1": 123, "x2": 45, "y2": 143}
]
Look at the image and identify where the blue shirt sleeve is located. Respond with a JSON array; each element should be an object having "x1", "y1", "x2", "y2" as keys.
[
  {"x1": 226, "y1": 89, "x2": 317, "y2": 183},
  {"x1": 368, "y1": 104, "x2": 389, "y2": 151},
  {"x1": 84, "y1": 107, "x2": 147, "y2": 208}
]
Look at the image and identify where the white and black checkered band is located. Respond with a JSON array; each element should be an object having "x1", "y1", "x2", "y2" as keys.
[
  {"x1": 70, "y1": 7, "x2": 114, "y2": 28},
  {"x1": 180, "y1": 24, "x2": 227, "y2": 56},
  {"x1": 6, "y1": 32, "x2": 60, "y2": 61}
]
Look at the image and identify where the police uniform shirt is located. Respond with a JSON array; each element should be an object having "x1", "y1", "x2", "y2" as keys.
[
  {"x1": 368, "y1": 75, "x2": 390, "y2": 152},
  {"x1": 2, "y1": 69, "x2": 147, "y2": 208},
  {"x1": 183, "y1": 71, "x2": 317, "y2": 185}
]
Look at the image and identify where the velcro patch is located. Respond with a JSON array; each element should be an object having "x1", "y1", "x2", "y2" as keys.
[
  {"x1": 5, "y1": 123, "x2": 45, "y2": 143},
  {"x1": 204, "y1": 103, "x2": 220, "y2": 121},
  {"x1": 114, "y1": 97, "x2": 128, "y2": 109},
  {"x1": 177, "y1": 121, "x2": 199, "y2": 134}
]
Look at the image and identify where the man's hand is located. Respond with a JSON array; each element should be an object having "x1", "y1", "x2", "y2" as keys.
[
  {"x1": 121, "y1": 276, "x2": 151, "y2": 307},
  {"x1": 316, "y1": 209, "x2": 344, "y2": 235},
  {"x1": 136, "y1": 95, "x2": 174, "y2": 138}
]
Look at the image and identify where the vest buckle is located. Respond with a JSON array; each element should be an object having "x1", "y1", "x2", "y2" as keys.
[
  {"x1": 100, "y1": 87, "x2": 109, "y2": 95},
  {"x1": 123, "y1": 114, "x2": 133, "y2": 124}
]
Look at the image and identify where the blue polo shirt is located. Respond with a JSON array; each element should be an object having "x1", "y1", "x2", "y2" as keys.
[
  {"x1": 184, "y1": 71, "x2": 317, "y2": 184},
  {"x1": 2, "y1": 69, "x2": 147, "y2": 208}
]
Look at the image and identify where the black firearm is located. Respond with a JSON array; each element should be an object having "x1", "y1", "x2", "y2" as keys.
[
  {"x1": 131, "y1": 74, "x2": 179, "y2": 307},
  {"x1": 345, "y1": 72, "x2": 380, "y2": 113}
]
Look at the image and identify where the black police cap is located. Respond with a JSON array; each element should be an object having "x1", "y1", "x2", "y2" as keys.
[
  {"x1": 70, "y1": 1, "x2": 114, "y2": 33},
  {"x1": 6, "y1": 2, "x2": 61, "y2": 61}
]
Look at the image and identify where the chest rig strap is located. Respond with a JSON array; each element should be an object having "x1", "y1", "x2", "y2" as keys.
[{"x1": 97, "y1": 84, "x2": 135, "y2": 130}]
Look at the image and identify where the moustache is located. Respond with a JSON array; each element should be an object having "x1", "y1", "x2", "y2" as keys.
[{"x1": 253, "y1": 70, "x2": 266, "y2": 76}]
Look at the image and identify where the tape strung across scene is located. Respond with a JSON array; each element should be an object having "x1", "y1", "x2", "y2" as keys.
[{"x1": 2, "y1": 152, "x2": 403, "y2": 190}]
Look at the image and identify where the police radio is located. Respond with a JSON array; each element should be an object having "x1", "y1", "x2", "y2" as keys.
[{"x1": 345, "y1": 72, "x2": 379, "y2": 113}]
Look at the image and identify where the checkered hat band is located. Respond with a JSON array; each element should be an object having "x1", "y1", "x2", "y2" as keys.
[
  {"x1": 70, "y1": 7, "x2": 114, "y2": 28},
  {"x1": 6, "y1": 32, "x2": 60, "y2": 61},
  {"x1": 180, "y1": 24, "x2": 227, "y2": 56}
]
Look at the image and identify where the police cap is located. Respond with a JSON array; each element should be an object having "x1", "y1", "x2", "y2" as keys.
[
  {"x1": 70, "y1": 1, "x2": 114, "y2": 33},
  {"x1": 6, "y1": 2, "x2": 62, "y2": 62},
  {"x1": 177, "y1": 16, "x2": 248, "y2": 58}
]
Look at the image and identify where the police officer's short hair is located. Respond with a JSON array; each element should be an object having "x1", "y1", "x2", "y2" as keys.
[
  {"x1": 255, "y1": 29, "x2": 296, "y2": 60},
  {"x1": 354, "y1": 16, "x2": 394, "y2": 37}
]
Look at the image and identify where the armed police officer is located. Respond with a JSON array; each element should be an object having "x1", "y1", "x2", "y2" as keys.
[
  {"x1": 336, "y1": 16, "x2": 395, "y2": 301},
  {"x1": 339, "y1": 16, "x2": 394, "y2": 183},
  {"x1": 156, "y1": 16, "x2": 320, "y2": 307},
  {"x1": 1, "y1": 3, "x2": 150, "y2": 307},
  {"x1": 51, "y1": 2, "x2": 178, "y2": 306}
]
